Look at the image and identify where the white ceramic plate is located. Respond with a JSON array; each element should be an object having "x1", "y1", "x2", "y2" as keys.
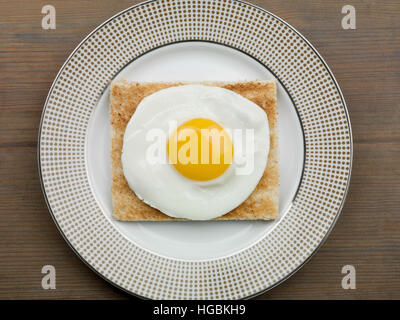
[{"x1": 39, "y1": 0, "x2": 352, "y2": 299}]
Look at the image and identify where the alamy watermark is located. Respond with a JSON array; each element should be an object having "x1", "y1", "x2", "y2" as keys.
[
  {"x1": 41, "y1": 5, "x2": 56, "y2": 30},
  {"x1": 341, "y1": 265, "x2": 356, "y2": 289},
  {"x1": 341, "y1": 5, "x2": 356, "y2": 30},
  {"x1": 144, "y1": 121, "x2": 256, "y2": 176},
  {"x1": 41, "y1": 265, "x2": 56, "y2": 290}
]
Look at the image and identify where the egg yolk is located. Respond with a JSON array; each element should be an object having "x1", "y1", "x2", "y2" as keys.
[{"x1": 167, "y1": 118, "x2": 233, "y2": 181}]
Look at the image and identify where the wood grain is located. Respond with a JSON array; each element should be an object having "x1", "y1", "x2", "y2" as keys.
[{"x1": 0, "y1": 0, "x2": 399, "y2": 299}]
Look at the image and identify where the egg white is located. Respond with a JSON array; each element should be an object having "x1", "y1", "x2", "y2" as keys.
[{"x1": 121, "y1": 84, "x2": 270, "y2": 220}]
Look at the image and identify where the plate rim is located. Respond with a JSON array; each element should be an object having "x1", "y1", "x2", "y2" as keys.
[{"x1": 37, "y1": 0, "x2": 353, "y2": 299}]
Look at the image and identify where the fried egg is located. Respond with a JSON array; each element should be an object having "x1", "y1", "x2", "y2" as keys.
[{"x1": 121, "y1": 84, "x2": 270, "y2": 220}]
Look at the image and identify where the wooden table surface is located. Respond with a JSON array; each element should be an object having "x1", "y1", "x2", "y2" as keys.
[{"x1": 1, "y1": 0, "x2": 399, "y2": 300}]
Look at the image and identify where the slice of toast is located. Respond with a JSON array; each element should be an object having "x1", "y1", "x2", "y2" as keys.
[{"x1": 110, "y1": 80, "x2": 279, "y2": 220}]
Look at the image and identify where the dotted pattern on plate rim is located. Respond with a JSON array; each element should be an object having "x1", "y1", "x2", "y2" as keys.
[{"x1": 39, "y1": 0, "x2": 352, "y2": 299}]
